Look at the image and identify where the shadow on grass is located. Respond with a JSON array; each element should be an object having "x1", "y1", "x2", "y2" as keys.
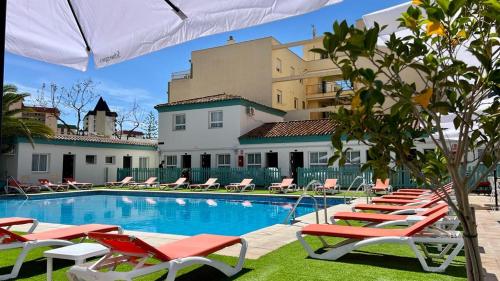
[
  {"x1": 141, "y1": 266, "x2": 252, "y2": 281},
  {"x1": 0, "y1": 257, "x2": 74, "y2": 279},
  {"x1": 307, "y1": 250, "x2": 466, "y2": 278}
]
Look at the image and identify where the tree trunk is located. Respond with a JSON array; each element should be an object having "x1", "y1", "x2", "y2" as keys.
[{"x1": 460, "y1": 207, "x2": 484, "y2": 281}]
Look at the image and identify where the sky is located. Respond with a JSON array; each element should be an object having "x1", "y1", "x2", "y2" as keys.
[{"x1": 4, "y1": 0, "x2": 406, "y2": 127}]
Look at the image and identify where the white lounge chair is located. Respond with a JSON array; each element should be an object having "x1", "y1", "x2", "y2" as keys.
[
  {"x1": 226, "y1": 179, "x2": 255, "y2": 192},
  {"x1": 314, "y1": 178, "x2": 339, "y2": 195},
  {"x1": 105, "y1": 176, "x2": 133, "y2": 188},
  {"x1": 189, "y1": 178, "x2": 220, "y2": 191},
  {"x1": 160, "y1": 177, "x2": 188, "y2": 190},
  {"x1": 128, "y1": 177, "x2": 158, "y2": 189},
  {"x1": 0, "y1": 224, "x2": 121, "y2": 280},
  {"x1": 38, "y1": 179, "x2": 68, "y2": 192},
  {"x1": 6, "y1": 177, "x2": 40, "y2": 194},
  {"x1": 65, "y1": 178, "x2": 93, "y2": 190},
  {"x1": 369, "y1": 178, "x2": 392, "y2": 194},
  {"x1": 269, "y1": 178, "x2": 296, "y2": 193},
  {"x1": 67, "y1": 232, "x2": 247, "y2": 281},
  {"x1": 297, "y1": 207, "x2": 463, "y2": 273}
]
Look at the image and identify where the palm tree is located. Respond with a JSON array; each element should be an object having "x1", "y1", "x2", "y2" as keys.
[{"x1": 2, "y1": 84, "x2": 54, "y2": 153}]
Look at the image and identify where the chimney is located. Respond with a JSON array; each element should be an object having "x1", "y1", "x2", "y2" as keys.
[{"x1": 226, "y1": 35, "x2": 236, "y2": 45}]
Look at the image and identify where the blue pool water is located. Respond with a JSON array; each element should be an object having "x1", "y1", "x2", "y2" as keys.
[{"x1": 0, "y1": 192, "x2": 340, "y2": 236}]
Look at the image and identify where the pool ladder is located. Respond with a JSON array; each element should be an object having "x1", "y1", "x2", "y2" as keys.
[
  {"x1": 5, "y1": 176, "x2": 28, "y2": 200},
  {"x1": 284, "y1": 181, "x2": 327, "y2": 225}
]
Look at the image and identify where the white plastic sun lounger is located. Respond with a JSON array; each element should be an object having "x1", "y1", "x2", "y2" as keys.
[
  {"x1": 314, "y1": 178, "x2": 339, "y2": 195},
  {"x1": 128, "y1": 177, "x2": 158, "y2": 189},
  {"x1": 160, "y1": 178, "x2": 189, "y2": 190},
  {"x1": 105, "y1": 176, "x2": 133, "y2": 188},
  {"x1": 189, "y1": 178, "x2": 220, "y2": 191},
  {"x1": 66, "y1": 180, "x2": 93, "y2": 190},
  {"x1": 67, "y1": 232, "x2": 247, "y2": 281},
  {"x1": 0, "y1": 224, "x2": 122, "y2": 280},
  {"x1": 225, "y1": 179, "x2": 255, "y2": 192},
  {"x1": 297, "y1": 208, "x2": 463, "y2": 273},
  {"x1": 269, "y1": 178, "x2": 296, "y2": 193}
]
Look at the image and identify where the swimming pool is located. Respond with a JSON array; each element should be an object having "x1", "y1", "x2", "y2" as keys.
[{"x1": 0, "y1": 191, "x2": 341, "y2": 236}]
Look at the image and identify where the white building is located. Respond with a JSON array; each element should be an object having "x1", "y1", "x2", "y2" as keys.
[
  {"x1": 1, "y1": 135, "x2": 158, "y2": 185},
  {"x1": 83, "y1": 97, "x2": 117, "y2": 137},
  {"x1": 155, "y1": 94, "x2": 439, "y2": 183}
]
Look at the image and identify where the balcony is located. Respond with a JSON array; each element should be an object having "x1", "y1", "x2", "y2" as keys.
[
  {"x1": 171, "y1": 69, "x2": 191, "y2": 80},
  {"x1": 306, "y1": 81, "x2": 353, "y2": 101}
]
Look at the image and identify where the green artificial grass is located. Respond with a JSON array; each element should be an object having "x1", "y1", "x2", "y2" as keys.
[{"x1": 1, "y1": 236, "x2": 466, "y2": 281}]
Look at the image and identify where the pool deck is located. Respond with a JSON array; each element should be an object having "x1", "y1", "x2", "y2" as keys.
[
  {"x1": 9, "y1": 193, "x2": 500, "y2": 280},
  {"x1": 9, "y1": 194, "x2": 364, "y2": 259}
]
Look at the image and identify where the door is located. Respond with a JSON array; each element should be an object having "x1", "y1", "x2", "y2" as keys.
[
  {"x1": 62, "y1": 154, "x2": 75, "y2": 181},
  {"x1": 289, "y1": 152, "x2": 304, "y2": 184},
  {"x1": 266, "y1": 152, "x2": 278, "y2": 168},
  {"x1": 123, "y1": 156, "x2": 132, "y2": 169},
  {"x1": 181, "y1": 155, "x2": 192, "y2": 169},
  {"x1": 201, "y1": 154, "x2": 211, "y2": 168}
]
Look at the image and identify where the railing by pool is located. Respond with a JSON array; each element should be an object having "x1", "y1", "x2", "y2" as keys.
[
  {"x1": 298, "y1": 164, "x2": 500, "y2": 189},
  {"x1": 117, "y1": 167, "x2": 282, "y2": 187}
]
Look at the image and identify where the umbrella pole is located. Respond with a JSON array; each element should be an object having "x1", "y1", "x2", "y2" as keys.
[{"x1": 0, "y1": 0, "x2": 7, "y2": 155}]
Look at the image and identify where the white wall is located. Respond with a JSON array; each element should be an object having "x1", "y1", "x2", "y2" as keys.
[
  {"x1": 158, "y1": 104, "x2": 283, "y2": 153},
  {"x1": 10, "y1": 142, "x2": 158, "y2": 185}
]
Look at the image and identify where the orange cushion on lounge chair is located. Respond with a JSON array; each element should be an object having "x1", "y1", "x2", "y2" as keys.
[
  {"x1": 0, "y1": 217, "x2": 35, "y2": 227},
  {"x1": 157, "y1": 234, "x2": 241, "y2": 260},
  {"x1": 304, "y1": 208, "x2": 449, "y2": 239},
  {"x1": 89, "y1": 232, "x2": 241, "y2": 261},
  {"x1": 333, "y1": 212, "x2": 409, "y2": 223},
  {"x1": 302, "y1": 224, "x2": 407, "y2": 239},
  {"x1": 23, "y1": 224, "x2": 120, "y2": 241}
]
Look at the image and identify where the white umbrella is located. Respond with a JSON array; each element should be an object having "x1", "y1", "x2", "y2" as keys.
[{"x1": 5, "y1": 0, "x2": 341, "y2": 71}]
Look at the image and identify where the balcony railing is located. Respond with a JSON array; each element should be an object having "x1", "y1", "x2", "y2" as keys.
[
  {"x1": 171, "y1": 69, "x2": 191, "y2": 80},
  {"x1": 306, "y1": 81, "x2": 353, "y2": 95}
]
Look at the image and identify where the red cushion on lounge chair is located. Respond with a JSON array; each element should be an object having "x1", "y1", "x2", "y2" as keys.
[
  {"x1": 304, "y1": 208, "x2": 449, "y2": 239},
  {"x1": 156, "y1": 234, "x2": 241, "y2": 260},
  {"x1": 23, "y1": 224, "x2": 119, "y2": 241},
  {"x1": 0, "y1": 217, "x2": 34, "y2": 227},
  {"x1": 88, "y1": 232, "x2": 241, "y2": 261},
  {"x1": 333, "y1": 212, "x2": 407, "y2": 223},
  {"x1": 302, "y1": 224, "x2": 407, "y2": 239},
  {"x1": 354, "y1": 204, "x2": 421, "y2": 212},
  {"x1": 398, "y1": 188, "x2": 429, "y2": 192}
]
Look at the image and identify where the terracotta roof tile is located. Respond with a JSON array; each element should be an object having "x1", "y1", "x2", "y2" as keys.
[
  {"x1": 240, "y1": 119, "x2": 336, "y2": 139},
  {"x1": 155, "y1": 94, "x2": 243, "y2": 107},
  {"x1": 51, "y1": 135, "x2": 156, "y2": 147},
  {"x1": 22, "y1": 105, "x2": 60, "y2": 114}
]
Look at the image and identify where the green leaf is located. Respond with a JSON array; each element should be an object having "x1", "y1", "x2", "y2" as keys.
[{"x1": 436, "y1": 0, "x2": 450, "y2": 12}]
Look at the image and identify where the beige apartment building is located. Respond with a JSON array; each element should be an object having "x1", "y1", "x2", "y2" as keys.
[{"x1": 168, "y1": 35, "x2": 354, "y2": 121}]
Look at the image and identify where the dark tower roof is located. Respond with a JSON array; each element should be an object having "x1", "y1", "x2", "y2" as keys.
[{"x1": 85, "y1": 97, "x2": 118, "y2": 117}]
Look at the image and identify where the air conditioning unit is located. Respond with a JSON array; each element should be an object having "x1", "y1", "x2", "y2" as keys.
[{"x1": 246, "y1": 106, "x2": 255, "y2": 116}]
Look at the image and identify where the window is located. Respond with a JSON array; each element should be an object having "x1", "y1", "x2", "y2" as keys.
[
  {"x1": 345, "y1": 151, "x2": 361, "y2": 166},
  {"x1": 294, "y1": 98, "x2": 299, "y2": 109},
  {"x1": 276, "y1": 58, "x2": 282, "y2": 72},
  {"x1": 105, "y1": 156, "x2": 115, "y2": 164},
  {"x1": 302, "y1": 101, "x2": 306, "y2": 109},
  {"x1": 217, "y1": 154, "x2": 231, "y2": 168},
  {"x1": 276, "y1": 90, "x2": 283, "y2": 104},
  {"x1": 165, "y1": 155, "x2": 177, "y2": 168},
  {"x1": 173, "y1": 114, "x2": 186, "y2": 131},
  {"x1": 32, "y1": 154, "x2": 49, "y2": 172},
  {"x1": 139, "y1": 157, "x2": 149, "y2": 168},
  {"x1": 209, "y1": 111, "x2": 223, "y2": 128},
  {"x1": 290, "y1": 66, "x2": 295, "y2": 76},
  {"x1": 247, "y1": 153, "x2": 262, "y2": 168},
  {"x1": 86, "y1": 155, "x2": 97, "y2": 165},
  {"x1": 310, "y1": 152, "x2": 328, "y2": 167}
]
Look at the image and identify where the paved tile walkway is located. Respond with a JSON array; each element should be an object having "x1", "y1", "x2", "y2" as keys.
[{"x1": 469, "y1": 195, "x2": 500, "y2": 281}]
